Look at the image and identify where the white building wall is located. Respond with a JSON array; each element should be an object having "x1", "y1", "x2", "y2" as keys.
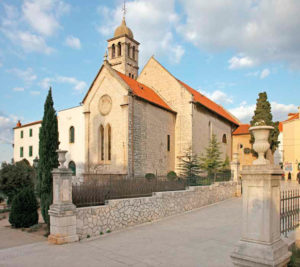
[
  {"x1": 13, "y1": 122, "x2": 41, "y2": 165},
  {"x1": 58, "y1": 106, "x2": 85, "y2": 182}
]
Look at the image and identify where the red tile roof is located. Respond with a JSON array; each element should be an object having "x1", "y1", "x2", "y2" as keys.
[
  {"x1": 284, "y1": 113, "x2": 299, "y2": 122},
  {"x1": 278, "y1": 122, "x2": 283, "y2": 132},
  {"x1": 13, "y1": 120, "x2": 42, "y2": 129},
  {"x1": 233, "y1": 124, "x2": 250, "y2": 135},
  {"x1": 116, "y1": 71, "x2": 175, "y2": 113},
  {"x1": 177, "y1": 80, "x2": 239, "y2": 125}
]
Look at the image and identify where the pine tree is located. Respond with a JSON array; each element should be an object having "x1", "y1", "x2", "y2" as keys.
[
  {"x1": 199, "y1": 134, "x2": 223, "y2": 175},
  {"x1": 37, "y1": 88, "x2": 59, "y2": 230},
  {"x1": 178, "y1": 148, "x2": 201, "y2": 185},
  {"x1": 250, "y1": 92, "x2": 279, "y2": 154}
]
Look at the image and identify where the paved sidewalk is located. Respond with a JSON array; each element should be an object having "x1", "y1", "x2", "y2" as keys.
[{"x1": 0, "y1": 198, "x2": 242, "y2": 267}]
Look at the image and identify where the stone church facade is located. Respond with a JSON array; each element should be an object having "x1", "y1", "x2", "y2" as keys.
[{"x1": 13, "y1": 17, "x2": 239, "y2": 179}]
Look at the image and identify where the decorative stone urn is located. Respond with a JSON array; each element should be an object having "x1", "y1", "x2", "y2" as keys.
[
  {"x1": 249, "y1": 126, "x2": 274, "y2": 165},
  {"x1": 56, "y1": 149, "x2": 68, "y2": 169}
]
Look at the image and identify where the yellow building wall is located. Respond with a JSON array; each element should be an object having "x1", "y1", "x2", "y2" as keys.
[
  {"x1": 283, "y1": 118, "x2": 300, "y2": 180},
  {"x1": 232, "y1": 134, "x2": 256, "y2": 167}
]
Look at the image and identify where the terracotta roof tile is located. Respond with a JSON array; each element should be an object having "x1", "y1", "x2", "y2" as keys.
[
  {"x1": 278, "y1": 122, "x2": 283, "y2": 132},
  {"x1": 284, "y1": 113, "x2": 299, "y2": 122},
  {"x1": 116, "y1": 71, "x2": 175, "y2": 113},
  {"x1": 177, "y1": 80, "x2": 239, "y2": 125},
  {"x1": 233, "y1": 124, "x2": 250, "y2": 135}
]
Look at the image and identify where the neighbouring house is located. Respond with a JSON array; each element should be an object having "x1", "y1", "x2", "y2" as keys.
[
  {"x1": 282, "y1": 109, "x2": 300, "y2": 180},
  {"x1": 232, "y1": 124, "x2": 256, "y2": 168},
  {"x1": 232, "y1": 122, "x2": 283, "y2": 168},
  {"x1": 13, "y1": 16, "x2": 239, "y2": 181}
]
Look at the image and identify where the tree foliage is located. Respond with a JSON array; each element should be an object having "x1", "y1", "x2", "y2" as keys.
[
  {"x1": 37, "y1": 88, "x2": 59, "y2": 229},
  {"x1": 199, "y1": 134, "x2": 223, "y2": 174},
  {"x1": 178, "y1": 147, "x2": 201, "y2": 185},
  {"x1": 250, "y1": 92, "x2": 279, "y2": 154},
  {"x1": 0, "y1": 160, "x2": 35, "y2": 204},
  {"x1": 9, "y1": 187, "x2": 38, "y2": 228}
]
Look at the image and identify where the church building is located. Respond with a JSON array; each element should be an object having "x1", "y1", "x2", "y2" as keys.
[{"x1": 13, "y1": 16, "x2": 239, "y2": 181}]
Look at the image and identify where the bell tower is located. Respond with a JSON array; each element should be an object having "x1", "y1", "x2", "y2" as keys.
[{"x1": 107, "y1": 4, "x2": 139, "y2": 79}]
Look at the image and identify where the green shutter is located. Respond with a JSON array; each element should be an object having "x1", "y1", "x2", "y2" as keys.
[
  {"x1": 29, "y1": 146, "x2": 33, "y2": 157},
  {"x1": 20, "y1": 131, "x2": 23, "y2": 138},
  {"x1": 29, "y1": 129, "x2": 32, "y2": 137},
  {"x1": 20, "y1": 147, "x2": 23, "y2": 157}
]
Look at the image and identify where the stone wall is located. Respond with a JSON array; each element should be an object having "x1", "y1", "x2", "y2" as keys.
[{"x1": 76, "y1": 181, "x2": 236, "y2": 239}]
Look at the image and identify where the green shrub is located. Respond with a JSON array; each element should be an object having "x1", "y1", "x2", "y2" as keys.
[
  {"x1": 9, "y1": 187, "x2": 38, "y2": 228},
  {"x1": 145, "y1": 173, "x2": 155, "y2": 181},
  {"x1": 0, "y1": 160, "x2": 36, "y2": 204},
  {"x1": 167, "y1": 171, "x2": 177, "y2": 181}
]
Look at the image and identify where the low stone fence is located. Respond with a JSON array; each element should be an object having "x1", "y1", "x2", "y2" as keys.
[{"x1": 76, "y1": 181, "x2": 236, "y2": 239}]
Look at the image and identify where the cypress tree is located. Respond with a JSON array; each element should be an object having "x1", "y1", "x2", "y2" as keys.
[
  {"x1": 37, "y1": 88, "x2": 59, "y2": 230},
  {"x1": 250, "y1": 92, "x2": 279, "y2": 154}
]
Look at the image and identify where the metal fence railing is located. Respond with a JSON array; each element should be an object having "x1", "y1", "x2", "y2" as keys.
[
  {"x1": 72, "y1": 171, "x2": 232, "y2": 208},
  {"x1": 280, "y1": 188, "x2": 300, "y2": 237}
]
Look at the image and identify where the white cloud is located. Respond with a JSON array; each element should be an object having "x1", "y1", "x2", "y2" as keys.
[
  {"x1": 97, "y1": 0, "x2": 184, "y2": 65},
  {"x1": 30, "y1": 90, "x2": 40, "y2": 95},
  {"x1": 228, "y1": 55, "x2": 256, "y2": 69},
  {"x1": 22, "y1": 0, "x2": 70, "y2": 36},
  {"x1": 202, "y1": 90, "x2": 233, "y2": 105},
  {"x1": 0, "y1": 112, "x2": 17, "y2": 145},
  {"x1": 12, "y1": 87, "x2": 25, "y2": 92},
  {"x1": 178, "y1": 0, "x2": 300, "y2": 68},
  {"x1": 1, "y1": 1, "x2": 69, "y2": 54},
  {"x1": 64, "y1": 36, "x2": 81, "y2": 50},
  {"x1": 8, "y1": 68, "x2": 37, "y2": 83},
  {"x1": 40, "y1": 77, "x2": 52, "y2": 89},
  {"x1": 260, "y1": 68, "x2": 270, "y2": 79},
  {"x1": 40, "y1": 76, "x2": 87, "y2": 92},
  {"x1": 229, "y1": 101, "x2": 298, "y2": 123}
]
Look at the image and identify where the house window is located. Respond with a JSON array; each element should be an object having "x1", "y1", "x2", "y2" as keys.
[
  {"x1": 112, "y1": 44, "x2": 115, "y2": 58},
  {"x1": 100, "y1": 125, "x2": 104, "y2": 161},
  {"x1": 29, "y1": 146, "x2": 33, "y2": 157},
  {"x1": 118, "y1": 42, "x2": 122, "y2": 56},
  {"x1": 68, "y1": 161, "x2": 76, "y2": 176},
  {"x1": 29, "y1": 129, "x2": 32, "y2": 137},
  {"x1": 132, "y1": 46, "x2": 135, "y2": 60},
  {"x1": 69, "y1": 126, "x2": 75, "y2": 143},
  {"x1": 20, "y1": 130, "x2": 23, "y2": 139},
  {"x1": 167, "y1": 135, "x2": 170, "y2": 151},
  {"x1": 222, "y1": 134, "x2": 227, "y2": 144},
  {"x1": 107, "y1": 124, "x2": 111, "y2": 161},
  {"x1": 20, "y1": 147, "x2": 23, "y2": 157},
  {"x1": 127, "y1": 43, "x2": 130, "y2": 57}
]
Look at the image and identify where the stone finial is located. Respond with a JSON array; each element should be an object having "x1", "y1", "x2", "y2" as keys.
[
  {"x1": 249, "y1": 125, "x2": 274, "y2": 165},
  {"x1": 103, "y1": 50, "x2": 108, "y2": 62},
  {"x1": 56, "y1": 149, "x2": 68, "y2": 169}
]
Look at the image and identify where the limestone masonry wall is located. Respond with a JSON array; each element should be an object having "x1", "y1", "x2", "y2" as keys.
[{"x1": 76, "y1": 181, "x2": 236, "y2": 239}]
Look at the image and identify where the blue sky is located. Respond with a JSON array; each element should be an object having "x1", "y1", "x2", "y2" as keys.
[{"x1": 0, "y1": 0, "x2": 300, "y2": 162}]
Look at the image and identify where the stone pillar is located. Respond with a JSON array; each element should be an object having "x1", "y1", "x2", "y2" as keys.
[
  {"x1": 231, "y1": 152, "x2": 241, "y2": 197},
  {"x1": 48, "y1": 150, "x2": 78, "y2": 245},
  {"x1": 231, "y1": 126, "x2": 291, "y2": 267}
]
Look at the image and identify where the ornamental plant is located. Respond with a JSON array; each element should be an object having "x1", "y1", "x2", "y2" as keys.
[{"x1": 9, "y1": 187, "x2": 38, "y2": 228}]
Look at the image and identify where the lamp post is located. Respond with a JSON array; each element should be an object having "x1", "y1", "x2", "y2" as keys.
[{"x1": 33, "y1": 156, "x2": 39, "y2": 169}]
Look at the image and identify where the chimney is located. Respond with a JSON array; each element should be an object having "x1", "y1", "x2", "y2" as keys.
[{"x1": 16, "y1": 120, "x2": 21, "y2": 127}]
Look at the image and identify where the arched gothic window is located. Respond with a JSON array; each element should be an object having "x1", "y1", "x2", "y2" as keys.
[
  {"x1": 132, "y1": 46, "x2": 135, "y2": 60},
  {"x1": 127, "y1": 44, "x2": 130, "y2": 57},
  {"x1": 222, "y1": 134, "x2": 227, "y2": 144},
  {"x1": 69, "y1": 126, "x2": 75, "y2": 143},
  {"x1": 112, "y1": 44, "x2": 116, "y2": 58},
  {"x1": 68, "y1": 161, "x2": 76, "y2": 176},
  {"x1": 100, "y1": 125, "x2": 104, "y2": 161},
  {"x1": 106, "y1": 124, "x2": 111, "y2": 161},
  {"x1": 118, "y1": 42, "x2": 122, "y2": 56}
]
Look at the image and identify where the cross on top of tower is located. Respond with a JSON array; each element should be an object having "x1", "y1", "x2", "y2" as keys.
[{"x1": 122, "y1": 0, "x2": 127, "y2": 19}]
